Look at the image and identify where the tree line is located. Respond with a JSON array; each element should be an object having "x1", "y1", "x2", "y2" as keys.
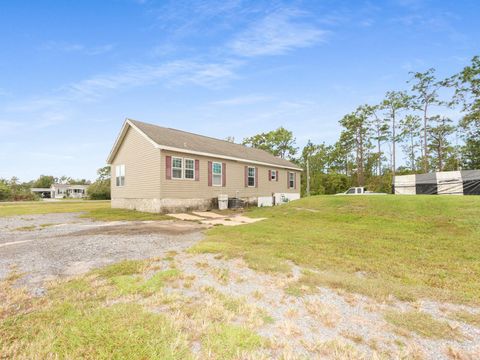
[{"x1": 242, "y1": 56, "x2": 480, "y2": 195}]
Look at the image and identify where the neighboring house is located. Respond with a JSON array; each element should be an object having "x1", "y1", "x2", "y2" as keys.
[
  {"x1": 31, "y1": 184, "x2": 89, "y2": 199},
  {"x1": 106, "y1": 119, "x2": 302, "y2": 213}
]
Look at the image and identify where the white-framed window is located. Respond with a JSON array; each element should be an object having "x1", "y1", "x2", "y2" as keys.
[
  {"x1": 116, "y1": 164, "x2": 125, "y2": 186},
  {"x1": 184, "y1": 158, "x2": 195, "y2": 180},
  {"x1": 247, "y1": 166, "x2": 256, "y2": 187},
  {"x1": 172, "y1": 157, "x2": 183, "y2": 179},
  {"x1": 288, "y1": 172, "x2": 295, "y2": 189},
  {"x1": 271, "y1": 170, "x2": 277, "y2": 181},
  {"x1": 212, "y1": 162, "x2": 222, "y2": 186}
]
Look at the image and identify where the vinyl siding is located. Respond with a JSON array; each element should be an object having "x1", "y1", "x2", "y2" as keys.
[
  {"x1": 111, "y1": 126, "x2": 161, "y2": 199},
  {"x1": 160, "y1": 150, "x2": 301, "y2": 199}
]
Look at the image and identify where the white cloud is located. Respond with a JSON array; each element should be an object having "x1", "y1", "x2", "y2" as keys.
[
  {"x1": 64, "y1": 60, "x2": 239, "y2": 102},
  {"x1": 1, "y1": 58, "x2": 240, "y2": 134},
  {"x1": 229, "y1": 9, "x2": 327, "y2": 57}
]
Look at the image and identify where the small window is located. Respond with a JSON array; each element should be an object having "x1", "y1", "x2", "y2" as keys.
[
  {"x1": 356, "y1": 188, "x2": 362, "y2": 194},
  {"x1": 116, "y1": 164, "x2": 125, "y2": 186},
  {"x1": 172, "y1": 157, "x2": 183, "y2": 179},
  {"x1": 184, "y1": 159, "x2": 195, "y2": 180},
  {"x1": 289, "y1": 172, "x2": 295, "y2": 189},
  {"x1": 212, "y1": 162, "x2": 222, "y2": 186},
  {"x1": 248, "y1": 167, "x2": 256, "y2": 187},
  {"x1": 271, "y1": 170, "x2": 277, "y2": 181},
  {"x1": 346, "y1": 188, "x2": 355, "y2": 194}
]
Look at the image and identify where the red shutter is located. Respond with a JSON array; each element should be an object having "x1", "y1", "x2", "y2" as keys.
[
  {"x1": 244, "y1": 166, "x2": 248, "y2": 187},
  {"x1": 166, "y1": 156, "x2": 172, "y2": 180},
  {"x1": 195, "y1": 160, "x2": 199, "y2": 181},
  {"x1": 208, "y1": 161, "x2": 212, "y2": 186},
  {"x1": 287, "y1": 172, "x2": 290, "y2": 188},
  {"x1": 294, "y1": 173, "x2": 297, "y2": 190},
  {"x1": 222, "y1": 163, "x2": 226, "y2": 187},
  {"x1": 276, "y1": 170, "x2": 279, "y2": 182},
  {"x1": 255, "y1": 167, "x2": 258, "y2": 188},
  {"x1": 268, "y1": 170, "x2": 271, "y2": 181}
]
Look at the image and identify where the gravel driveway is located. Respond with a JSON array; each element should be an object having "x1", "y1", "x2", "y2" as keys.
[{"x1": 0, "y1": 212, "x2": 204, "y2": 294}]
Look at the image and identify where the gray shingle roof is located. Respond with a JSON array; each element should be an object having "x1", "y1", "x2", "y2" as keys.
[{"x1": 129, "y1": 119, "x2": 301, "y2": 170}]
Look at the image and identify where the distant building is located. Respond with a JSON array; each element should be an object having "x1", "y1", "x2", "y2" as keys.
[
  {"x1": 31, "y1": 184, "x2": 89, "y2": 199},
  {"x1": 393, "y1": 170, "x2": 480, "y2": 195}
]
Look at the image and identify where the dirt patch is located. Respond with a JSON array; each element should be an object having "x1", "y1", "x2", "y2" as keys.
[
  {"x1": 0, "y1": 213, "x2": 204, "y2": 292},
  {"x1": 63, "y1": 220, "x2": 204, "y2": 237}
]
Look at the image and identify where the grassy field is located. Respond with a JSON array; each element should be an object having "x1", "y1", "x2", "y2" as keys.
[
  {"x1": 0, "y1": 201, "x2": 171, "y2": 221},
  {"x1": 193, "y1": 195, "x2": 480, "y2": 304},
  {"x1": 0, "y1": 260, "x2": 264, "y2": 359}
]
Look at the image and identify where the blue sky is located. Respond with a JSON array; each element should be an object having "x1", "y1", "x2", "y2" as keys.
[{"x1": 1, "y1": 0, "x2": 479, "y2": 181}]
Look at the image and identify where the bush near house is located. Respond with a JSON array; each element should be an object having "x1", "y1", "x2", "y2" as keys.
[{"x1": 87, "y1": 180, "x2": 111, "y2": 200}]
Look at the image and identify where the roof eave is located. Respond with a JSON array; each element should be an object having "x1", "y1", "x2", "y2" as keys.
[{"x1": 108, "y1": 119, "x2": 302, "y2": 171}]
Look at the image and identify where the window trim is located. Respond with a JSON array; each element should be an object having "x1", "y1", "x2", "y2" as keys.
[
  {"x1": 212, "y1": 161, "x2": 222, "y2": 187},
  {"x1": 288, "y1": 172, "x2": 295, "y2": 189},
  {"x1": 184, "y1": 158, "x2": 195, "y2": 180},
  {"x1": 247, "y1": 166, "x2": 256, "y2": 187},
  {"x1": 271, "y1": 170, "x2": 277, "y2": 181},
  {"x1": 171, "y1": 156, "x2": 183, "y2": 179},
  {"x1": 116, "y1": 164, "x2": 125, "y2": 187}
]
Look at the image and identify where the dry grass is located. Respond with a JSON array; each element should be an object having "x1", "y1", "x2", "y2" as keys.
[
  {"x1": 384, "y1": 310, "x2": 463, "y2": 340},
  {"x1": 449, "y1": 310, "x2": 480, "y2": 327},
  {"x1": 304, "y1": 299, "x2": 340, "y2": 328},
  {"x1": 13, "y1": 225, "x2": 36, "y2": 231},
  {"x1": 445, "y1": 346, "x2": 480, "y2": 360},
  {"x1": 311, "y1": 340, "x2": 366, "y2": 359},
  {"x1": 0, "y1": 259, "x2": 267, "y2": 360}
]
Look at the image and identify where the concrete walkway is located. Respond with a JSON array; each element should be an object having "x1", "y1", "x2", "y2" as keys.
[{"x1": 167, "y1": 212, "x2": 266, "y2": 226}]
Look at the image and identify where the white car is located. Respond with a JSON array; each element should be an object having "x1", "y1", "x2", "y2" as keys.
[{"x1": 335, "y1": 187, "x2": 387, "y2": 195}]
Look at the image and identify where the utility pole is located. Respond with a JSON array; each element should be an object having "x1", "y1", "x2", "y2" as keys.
[{"x1": 306, "y1": 158, "x2": 310, "y2": 196}]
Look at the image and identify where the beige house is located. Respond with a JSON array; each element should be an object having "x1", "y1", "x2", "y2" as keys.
[{"x1": 107, "y1": 119, "x2": 302, "y2": 213}]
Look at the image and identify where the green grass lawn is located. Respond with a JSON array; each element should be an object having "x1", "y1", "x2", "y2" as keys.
[
  {"x1": 193, "y1": 195, "x2": 480, "y2": 304},
  {"x1": 0, "y1": 201, "x2": 171, "y2": 221}
]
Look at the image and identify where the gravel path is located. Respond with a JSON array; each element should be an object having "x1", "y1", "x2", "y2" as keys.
[{"x1": 0, "y1": 212, "x2": 204, "y2": 294}]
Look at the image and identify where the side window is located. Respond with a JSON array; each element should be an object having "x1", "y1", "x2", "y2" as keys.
[
  {"x1": 212, "y1": 162, "x2": 222, "y2": 186},
  {"x1": 346, "y1": 188, "x2": 355, "y2": 194},
  {"x1": 247, "y1": 167, "x2": 256, "y2": 187},
  {"x1": 116, "y1": 164, "x2": 125, "y2": 186},
  {"x1": 271, "y1": 170, "x2": 277, "y2": 181},
  {"x1": 172, "y1": 157, "x2": 183, "y2": 179},
  {"x1": 356, "y1": 188, "x2": 362, "y2": 194},
  {"x1": 289, "y1": 172, "x2": 295, "y2": 188},
  {"x1": 184, "y1": 159, "x2": 194, "y2": 180}
]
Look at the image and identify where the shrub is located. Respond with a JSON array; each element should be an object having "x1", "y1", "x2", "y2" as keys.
[
  {"x1": 0, "y1": 182, "x2": 12, "y2": 201},
  {"x1": 88, "y1": 180, "x2": 111, "y2": 200}
]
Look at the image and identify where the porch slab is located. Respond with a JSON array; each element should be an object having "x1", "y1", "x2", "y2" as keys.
[
  {"x1": 201, "y1": 219, "x2": 240, "y2": 227},
  {"x1": 167, "y1": 213, "x2": 205, "y2": 221},
  {"x1": 192, "y1": 211, "x2": 225, "y2": 219}
]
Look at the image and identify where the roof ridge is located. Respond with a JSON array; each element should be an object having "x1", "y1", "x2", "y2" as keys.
[
  {"x1": 125, "y1": 118, "x2": 301, "y2": 170},
  {"x1": 128, "y1": 118, "x2": 285, "y2": 156}
]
